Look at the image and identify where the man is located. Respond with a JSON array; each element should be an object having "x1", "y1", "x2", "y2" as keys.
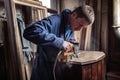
[{"x1": 23, "y1": 5, "x2": 94, "y2": 80}]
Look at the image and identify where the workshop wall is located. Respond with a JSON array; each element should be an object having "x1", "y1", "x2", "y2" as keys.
[{"x1": 60, "y1": 0, "x2": 81, "y2": 11}]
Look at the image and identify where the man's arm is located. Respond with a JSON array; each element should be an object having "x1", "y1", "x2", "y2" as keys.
[{"x1": 23, "y1": 17, "x2": 64, "y2": 49}]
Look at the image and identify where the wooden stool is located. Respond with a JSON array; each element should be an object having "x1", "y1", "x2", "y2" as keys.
[{"x1": 56, "y1": 51, "x2": 105, "y2": 80}]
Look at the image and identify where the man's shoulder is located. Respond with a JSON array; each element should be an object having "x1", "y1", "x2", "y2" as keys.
[
  {"x1": 47, "y1": 14, "x2": 61, "y2": 22},
  {"x1": 49, "y1": 14, "x2": 60, "y2": 18}
]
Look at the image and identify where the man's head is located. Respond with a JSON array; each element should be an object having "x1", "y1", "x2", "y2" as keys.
[{"x1": 68, "y1": 5, "x2": 95, "y2": 31}]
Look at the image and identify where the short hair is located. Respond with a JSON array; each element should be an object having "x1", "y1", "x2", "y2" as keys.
[{"x1": 72, "y1": 5, "x2": 95, "y2": 24}]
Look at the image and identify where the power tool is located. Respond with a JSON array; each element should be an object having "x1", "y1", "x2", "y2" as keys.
[
  {"x1": 67, "y1": 42, "x2": 81, "y2": 61},
  {"x1": 58, "y1": 42, "x2": 81, "y2": 62}
]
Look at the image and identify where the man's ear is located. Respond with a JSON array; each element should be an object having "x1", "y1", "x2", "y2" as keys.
[{"x1": 71, "y1": 12, "x2": 77, "y2": 18}]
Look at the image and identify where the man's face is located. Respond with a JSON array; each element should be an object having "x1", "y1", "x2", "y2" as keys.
[{"x1": 68, "y1": 12, "x2": 90, "y2": 31}]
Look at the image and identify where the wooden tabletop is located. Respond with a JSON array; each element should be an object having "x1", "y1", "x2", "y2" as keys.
[{"x1": 59, "y1": 50, "x2": 105, "y2": 65}]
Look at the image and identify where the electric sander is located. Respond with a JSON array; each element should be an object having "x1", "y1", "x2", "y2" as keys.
[{"x1": 58, "y1": 42, "x2": 81, "y2": 62}]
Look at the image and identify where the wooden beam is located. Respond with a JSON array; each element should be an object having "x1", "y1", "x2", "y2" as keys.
[
  {"x1": 47, "y1": 8, "x2": 58, "y2": 14},
  {"x1": 14, "y1": 0, "x2": 46, "y2": 10},
  {"x1": 84, "y1": 25, "x2": 92, "y2": 50},
  {"x1": 4, "y1": 0, "x2": 25, "y2": 80},
  {"x1": 94, "y1": 0, "x2": 102, "y2": 50},
  {"x1": 101, "y1": 0, "x2": 108, "y2": 54},
  {"x1": 80, "y1": 28, "x2": 87, "y2": 50},
  {"x1": 112, "y1": 26, "x2": 120, "y2": 28},
  {"x1": 15, "y1": 0, "x2": 42, "y2": 6}
]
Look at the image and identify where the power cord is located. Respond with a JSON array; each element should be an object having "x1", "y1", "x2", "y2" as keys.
[{"x1": 53, "y1": 50, "x2": 63, "y2": 80}]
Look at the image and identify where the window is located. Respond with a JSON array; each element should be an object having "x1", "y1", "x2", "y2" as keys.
[{"x1": 39, "y1": 0, "x2": 51, "y2": 8}]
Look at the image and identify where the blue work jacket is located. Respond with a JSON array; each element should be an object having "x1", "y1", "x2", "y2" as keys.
[{"x1": 23, "y1": 9, "x2": 75, "y2": 80}]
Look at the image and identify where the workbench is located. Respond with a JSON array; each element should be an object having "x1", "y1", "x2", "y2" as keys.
[{"x1": 56, "y1": 50, "x2": 105, "y2": 80}]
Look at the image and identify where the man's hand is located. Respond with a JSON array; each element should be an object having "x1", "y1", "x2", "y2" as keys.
[{"x1": 62, "y1": 41, "x2": 73, "y2": 52}]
